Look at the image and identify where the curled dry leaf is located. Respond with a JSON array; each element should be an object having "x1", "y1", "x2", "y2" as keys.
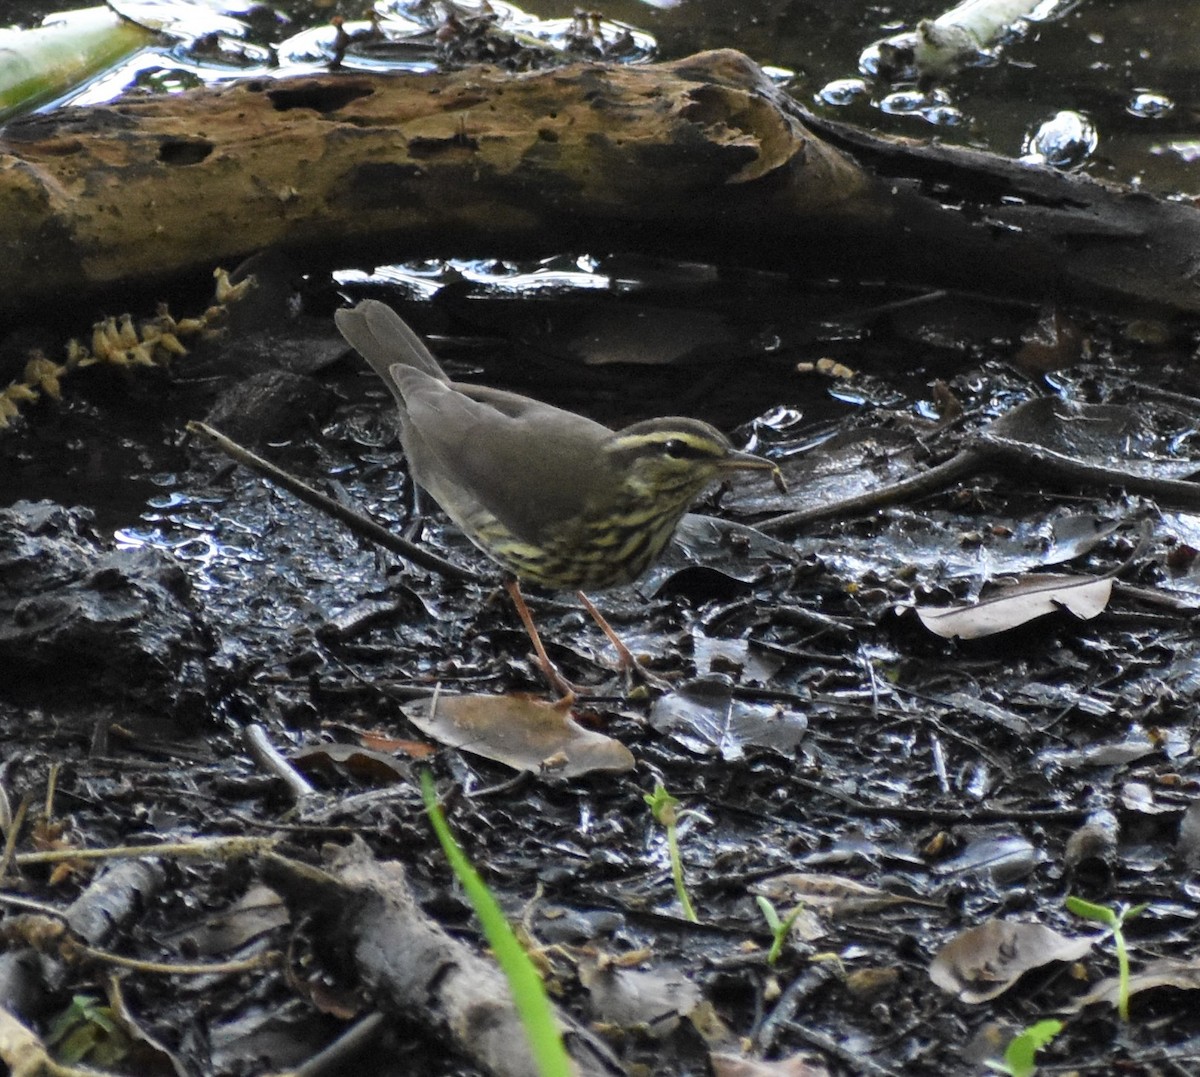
[
  {"x1": 579, "y1": 960, "x2": 702, "y2": 1039},
  {"x1": 1068, "y1": 956, "x2": 1200, "y2": 1013},
  {"x1": 930, "y1": 919, "x2": 1095, "y2": 1003},
  {"x1": 750, "y1": 872, "x2": 935, "y2": 918},
  {"x1": 403, "y1": 693, "x2": 635, "y2": 778},
  {"x1": 916, "y1": 574, "x2": 1113, "y2": 640},
  {"x1": 291, "y1": 744, "x2": 411, "y2": 785}
]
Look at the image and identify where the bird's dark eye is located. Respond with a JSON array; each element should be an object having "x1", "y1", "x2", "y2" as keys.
[{"x1": 662, "y1": 439, "x2": 688, "y2": 458}]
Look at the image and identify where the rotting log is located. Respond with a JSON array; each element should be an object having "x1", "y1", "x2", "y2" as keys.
[
  {"x1": 2, "y1": 48, "x2": 1199, "y2": 318},
  {"x1": 0, "y1": 49, "x2": 868, "y2": 316}
]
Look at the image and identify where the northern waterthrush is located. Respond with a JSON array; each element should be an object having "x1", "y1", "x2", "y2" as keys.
[{"x1": 336, "y1": 299, "x2": 783, "y2": 694}]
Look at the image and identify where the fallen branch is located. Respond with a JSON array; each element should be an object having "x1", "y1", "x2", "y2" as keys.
[
  {"x1": 5, "y1": 50, "x2": 1199, "y2": 316},
  {"x1": 261, "y1": 839, "x2": 624, "y2": 1077}
]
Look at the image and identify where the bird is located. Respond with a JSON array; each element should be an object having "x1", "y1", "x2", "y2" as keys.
[{"x1": 335, "y1": 299, "x2": 783, "y2": 698}]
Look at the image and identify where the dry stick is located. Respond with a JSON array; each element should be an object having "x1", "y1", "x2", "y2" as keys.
[
  {"x1": 0, "y1": 794, "x2": 31, "y2": 882},
  {"x1": 761, "y1": 431, "x2": 1200, "y2": 535},
  {"x1": 14, "y1": 835, "x2": 277, "y2": 866},
  {"x1": 759, "y1": 449, "x2": 983, "y2": 533},
  {"x1": 285, "y1": 1012, "x2": 388, "y2": 1077},
  {"x1": 185, "y1": 420, "x2": 480, "y2": 583},
  {"x1": 244, "y1": 723, "x2": 317, "y2": 801},
  {"x1": 978, "y1": 432, "x2": 1200, "y2": 507},
  {"x1": 66, "y1": 938, "x2": 279, "y2": 977}
]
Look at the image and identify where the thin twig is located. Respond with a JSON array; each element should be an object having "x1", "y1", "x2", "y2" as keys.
[
  {"x1": 244, "y1": 723, "x2": 317, "y2": 801},
  {"x1": 14, "y1": 835, "x2": 278, "y2": 866},
  {"x1": 759, "y1": 449, "x2": 982, "y2": 533},
  {"x1": 67, "y1": 938, "x2": 281, "y2": 977},
  {"x1": 186, "y1": 420, "x2": 480, "y2": 583},
  {"x1": 979, "y1": 431, "x2": 1200, "y2": 507}
]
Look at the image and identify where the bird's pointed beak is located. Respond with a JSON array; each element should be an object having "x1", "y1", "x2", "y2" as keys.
[{"x1": 721, "y1": 450, "x2": 788, "y2": 494}]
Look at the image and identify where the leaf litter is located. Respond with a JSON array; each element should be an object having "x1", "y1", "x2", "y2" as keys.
[{"x1": 5, "y1": 276, "x2": 1200, "y2": 1075}]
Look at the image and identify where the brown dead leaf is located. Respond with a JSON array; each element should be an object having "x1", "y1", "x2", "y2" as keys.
[
  {"x1": 916, "y1": 574, "x2": 1113, "y2": 639},
  {"x1": 844, "y1": 966, "x2": 901, "y2": 1000},
  {"x1": 291, "y1": 744, "x2": 410, "y2": 785},
  {"x1": 580, "y1": 960, "x2": 702, "y2": 1038},
  {"x1": 163, "y1": 884, "x2": 289, "y2": 957},
  {"x1": 404, "y1": 693, "x2": 634, "y2": 777},
  {"x1": 750, "y1": 872, "x2": 935, "y2": 917},
  {"x1": 930, "y1": 919, "x2": 1095, "y2": 1003}
]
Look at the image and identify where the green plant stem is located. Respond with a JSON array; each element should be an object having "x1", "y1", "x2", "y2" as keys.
[
  {"x1": 421, "y1": 772, "x2": 573, "y2": 1077},
  {"x1": 1114, "y1": 921, "x2": 1131, "y2": 1022},
  {"x1": 667, "y1": 818, "x2": 698, "y2": 923}
]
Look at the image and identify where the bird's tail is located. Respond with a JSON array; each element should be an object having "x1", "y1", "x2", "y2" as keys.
[{"x1": 334, "y1": 300, "x2": 449, "y2": 403}]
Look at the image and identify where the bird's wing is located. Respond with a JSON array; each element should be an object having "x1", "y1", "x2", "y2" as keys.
[{"x1": 391, "y1": 365, "x2": 615, "y2": 543}]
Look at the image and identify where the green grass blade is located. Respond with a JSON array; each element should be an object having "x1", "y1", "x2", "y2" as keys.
[{"x1": 421, "y1": 771, "x2": 574, "y2": 1077}]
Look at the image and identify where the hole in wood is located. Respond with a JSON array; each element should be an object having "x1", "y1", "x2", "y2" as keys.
[
  {"x1": 158, "y1": 139, "x2": 214, "y2": 166},
  {"x1": 266, "y1": 83, "x2": 375, "y2": 114}
]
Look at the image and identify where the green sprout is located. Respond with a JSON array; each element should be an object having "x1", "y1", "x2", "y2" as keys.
[
  {"x1": 421, "y1": 771, "x2": 572, "y2": 1077},
  {"x1": 644, "y1": 781, "x2": 698, "y2": 923},
  {"x1": 1066, "y1": 896, "x2": 1147, "y2": 1022},
  {"x1": 985, "y1": 1019, "x2": 1064, "y2": 1077},
  {"x1": 45, "y1": 994, "x2": 130, "y2": 1067},
  {"x1": 755, "y1": 895, "x2": 806, "y2": 965}
]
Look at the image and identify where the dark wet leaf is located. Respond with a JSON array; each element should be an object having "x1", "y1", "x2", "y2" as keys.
[
  {"x1": 724, "y1": 428, "x2": 922, "y2": 516},
  {"x1": 1178, "y1": 801, "x2": 1200, "y2": 868},
  {"x1": 638, "y1": 513, "x2": 800, "y2": 598},
  {"x1": 750, "y1": 872, "x2": 934, "y2": 918},
  {"x1": 649, "y1": 677, "x2": 807, "y2": 760},
  {"x1": 163, "y1": 885, "x2": 289, "y2": 957},
  {"x1": 986, "y1": 397, "x2": 1200, "y2": 480},
  {"x1": 1039, "y1": 728, "x2": 1158, "y2": 769},
  {"x1": 940, "y1": 691, "x2": 1032, "y2": 735},
  {"x1": 691, "y1": 632, "x2": 785, "y2": 684},
  {"x1": 930, "y1": 920, "x2": 1095, "y2": 1003},
  {"x1": 803, "y1": 507, "x2": 1128, "y2": 587},
  {"x1": 916, "y1": 574, "x2": 1112, "y2": 639},
  {"x1": 1119, "y1": 781, "x2": 1176, "y2": 815},
  {"x1": 933, "y1": 834, "x2": 1043, "y2": 884},
  {"x1": 404, "y1": 693, "x2": 635, "y2": 777},
  {"x1": 106, "y1": 978, "x2": 187, "y2": 1077},
  {"x1": 1046, "y1": 514, "x2": 1123, "y2": 564}
]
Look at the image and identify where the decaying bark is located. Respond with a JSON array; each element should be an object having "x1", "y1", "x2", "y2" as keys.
[{"x1": 2, "y1": 47, "x2": 1198, "y2": 317}]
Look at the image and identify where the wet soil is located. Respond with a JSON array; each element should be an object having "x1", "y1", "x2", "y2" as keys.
[{"x1": 2, "y1": 271, "x2": 1200, "y2": 1076}]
